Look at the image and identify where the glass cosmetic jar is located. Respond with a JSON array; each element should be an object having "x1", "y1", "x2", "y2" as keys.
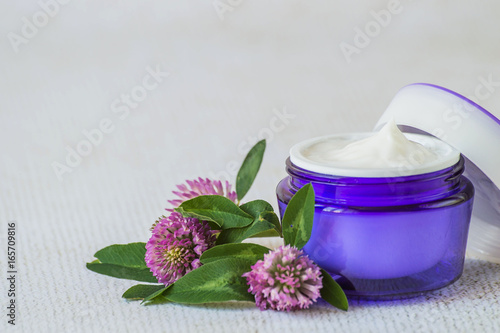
[
  {"x1": 275, "y1": 81, "x2": 500, "y2": 299},
  {"x1": 277, "y1": 133, "x2": 474, "y2": 299}
]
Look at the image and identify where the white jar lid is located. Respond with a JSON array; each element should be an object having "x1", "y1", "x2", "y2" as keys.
[{"x1": 375, "y1": 83, "x2": 500, "y2": 264}]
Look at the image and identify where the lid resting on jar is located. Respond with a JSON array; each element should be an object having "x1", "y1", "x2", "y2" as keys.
[{"x1": 375, "y1": 83, "x2": 500, "y2": 264}]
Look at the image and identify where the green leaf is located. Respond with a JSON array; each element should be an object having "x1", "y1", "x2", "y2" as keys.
[
  {"x1": 162, "y1": 258, "x2": 255, "y2": 304},
  {"x1": 216, "y1": 200, "x2": 279, "y2": 244},
  {"x1": 236, "y1": 139, "x2": 266, "y2": 201},
  {"x1": 282, "y1": 183, "x2": 315, "y2": 248},
  {"x1": 143, "y1": 294, "x2": 170, "y2": 305},
  {"x1": 250, "y1": 229, "x2": 280, "y2": 238},
  {"x1": 240, "y1": 199, "x2": 274, "y2": 217},
  {"x1": 175, "y1": 195, "x2": 253, "y2": 229},
  {"x1": 93, "y1": 243, "x2": 147, "y2": 268},
  {"x1": 200, "y1": 243, "x2": 270, "y2": 264},
  {"x1": 86, "y1": 262, "x2": 158, "y2": 283},
  {"x1": 216, "y1": 220, "x2": 274, "y2": 244},
  {"x1": 320, "y1": 269, "x2": 348, "y2": 311},
  {"x1": 261, "y1": 210, "x2": 282, "y2": 237},
  {"x1": 122, "y1": 284, "x2": 165, "y2": 300},
  {"x1": 86, "y1": 243, "x2": 157, "y2": 283},
  {"x1": 142, "y1": 286, "x2": 170, "y2": 304}
]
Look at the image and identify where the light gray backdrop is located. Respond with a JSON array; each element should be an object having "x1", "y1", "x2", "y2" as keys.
[{"x1": 1, "y1": 1, "x2": 499, "y2": 332}]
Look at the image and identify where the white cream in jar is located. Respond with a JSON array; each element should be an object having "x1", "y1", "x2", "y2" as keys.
[{"x1": 290, "y1": 120, "x2": 460, "y2": 177}]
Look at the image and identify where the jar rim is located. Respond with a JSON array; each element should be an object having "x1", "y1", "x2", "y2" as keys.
[
  {"x1": 290, "y1": 132, "x2": 461, "y2": 178},
  {"x1": 284, "y1": 156, "x2": 468, "y2": 207},
  {"x1": 286, "y1": 155, "x2": 464, "y2": 184}
]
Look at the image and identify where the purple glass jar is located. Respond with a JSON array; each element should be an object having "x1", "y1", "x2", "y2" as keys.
[{"x1": 277, "y1": 154, "x2": 474, "y2": 299}]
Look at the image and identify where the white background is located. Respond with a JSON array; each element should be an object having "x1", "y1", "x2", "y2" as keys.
[{"x1": 1, "y1": 1, "x2": 499, "y2": 332}]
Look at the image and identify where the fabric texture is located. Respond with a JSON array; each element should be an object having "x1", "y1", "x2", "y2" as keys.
[{"x1": 1, "y1": 1, "x2": 500, "y2": 332}]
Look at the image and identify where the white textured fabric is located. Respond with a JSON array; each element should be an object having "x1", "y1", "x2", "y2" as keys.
[{"x1": 1, "y1": 1, "x2": 500, "y2": 332}]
